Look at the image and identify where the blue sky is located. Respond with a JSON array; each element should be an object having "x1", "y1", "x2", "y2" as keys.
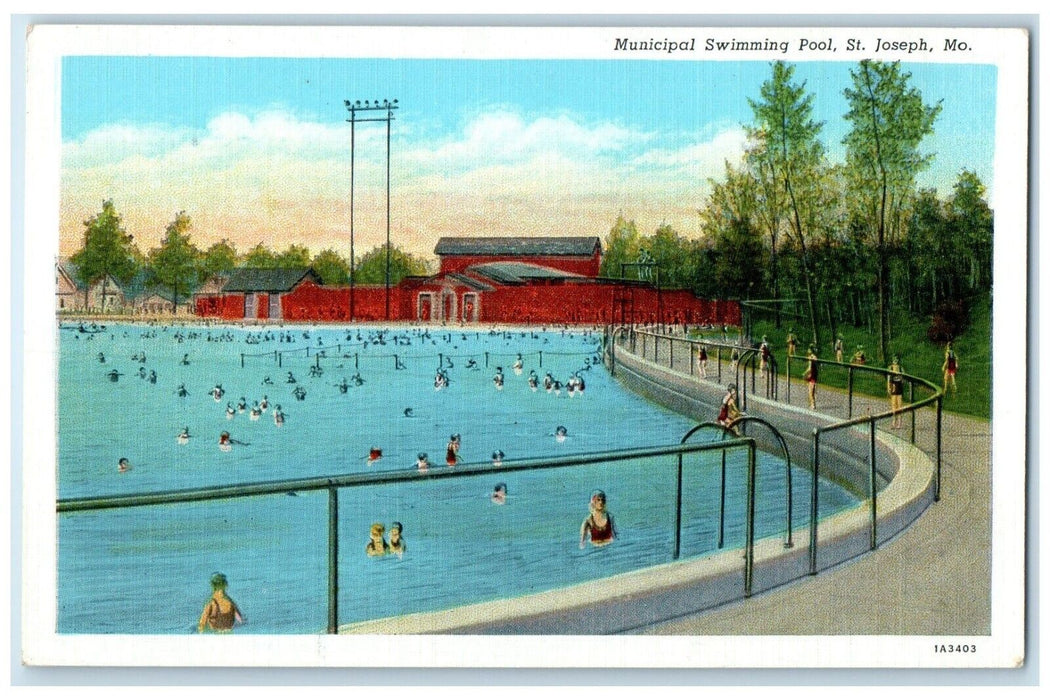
[{"x1": 60, "y1": 56, "x2": 997, "y2": 259}]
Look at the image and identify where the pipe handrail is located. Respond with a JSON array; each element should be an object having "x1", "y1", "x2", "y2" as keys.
[{"x1": 57, "y1": 441, "x2": 752, "y2": 512}]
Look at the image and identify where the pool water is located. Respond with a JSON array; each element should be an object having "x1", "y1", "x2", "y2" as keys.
[{"x1": 56, "y1": 323, "x2": 858, "y2": 633}]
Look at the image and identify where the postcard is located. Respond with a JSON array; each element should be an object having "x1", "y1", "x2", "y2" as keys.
[{"x1": 20, "y1": 23, "x2": 1027, "y2": 669}]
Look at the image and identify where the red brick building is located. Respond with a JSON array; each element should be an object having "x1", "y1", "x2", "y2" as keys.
[{"x1": 195, "y1": 236, "x2": 740, "y2": 326}]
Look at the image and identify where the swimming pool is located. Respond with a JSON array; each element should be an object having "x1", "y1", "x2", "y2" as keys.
[{"x1": 56, "y1": 323, "x2": 859, "y2": 633}]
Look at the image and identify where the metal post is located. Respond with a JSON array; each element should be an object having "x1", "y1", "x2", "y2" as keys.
[
  {"x1": 354, "y1": 353, "x2": 359, "y2": 369},
  {"x1": 847, "y1": 367, "x2": 854, "y2": 418},
  {"x1": 327, "y1": 487, "x2": 339, "y2": 634},
  {"x1": 278, "y1": 353, "x2": 283, "y2": 368},
  {"x1": 669, "y1": 336, "x2": 674, "y2": 370},
  {"x1": 910, "y1": 382, "x2": 916, "y2": 444},
  {"x1": 539, "y1": 351, "x2": 543, "y2": 367},
  {"x1": 809, "y1": 429, "x2": 820, "y2": 575},
  {"x1": 718, "y1": 450, "x2": 727, "y2": 548},
  {"x1": 673, "y1": 453, "x2": 684, "y2": 560},
  {"x1": 936, "y1": 397, "x2": 943, "y2": 502},
  {"x1": 349, "y1": 105, "x2": 356, "y2": 321},
  {"x1": 485, "y1": 352, "x2": 489, "y2": 368},
  {"x1": 785, "y1": 354, "x2": 791, "y2": 402},
  {"x1": 384, "y1": 104, "x2": 392, "y2": 321},
  {"x1": 689, "y1": 340, "x2": 694, "y2": 376},
  {"x1": 744, "y1": 442, "x2": 756, "y2": 598},
  {"x1": 869, "y1": 419, "x2": 878, "y2": 550},
  {"x1": 240, "y1": 353, "x2": 244, "y2": 368}
]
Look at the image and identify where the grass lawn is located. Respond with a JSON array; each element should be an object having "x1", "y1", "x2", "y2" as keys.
[{"x1": 707, "y1": 295, "x2": 992, "y2": 420}]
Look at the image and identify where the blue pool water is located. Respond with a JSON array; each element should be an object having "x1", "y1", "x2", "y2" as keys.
[{"x1": 57, "y1": 323, "x2": 859, "y2": 633}]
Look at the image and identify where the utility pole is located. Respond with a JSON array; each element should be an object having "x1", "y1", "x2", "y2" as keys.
[{"x1": 344, "y1": 98, "x2": 398, "y2": 320}]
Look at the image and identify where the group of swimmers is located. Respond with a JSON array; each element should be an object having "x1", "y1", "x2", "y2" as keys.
[{"x1": 366, "y1": 521, "x2": 405, "y2": 558}]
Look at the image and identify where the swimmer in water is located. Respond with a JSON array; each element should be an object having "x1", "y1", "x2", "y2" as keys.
[
  {"x1": 211, "y1": 384, "x2": 224, "y2": 401},
  {"x1": 177, "y1": 427, "x2": 191, "y2": 445},
  {"x1": 293, "y1": 386, "x2": 307, "y2": 401},
  {"x1": 543, "y1": 373, "x2": 554, "y2": 392},
  {"x1": 176, "y1": 384, "x2": 189, "y2": 397},
  {"x1": 365, "y1": 523, "x2": 389, "y2": 557},
  {"x1": 259, "y1": 395, "x2": 269, "y2": 412},
  {"x1": 367, "y1": 447, "x2": 383, "y2": 466},
  {"x1": 286, "y1": 371, "x2": 297, "y2": 384},
  {"x1": 512, "y1": 354, "x2": 524, "y2": 374},
  {"x1": 225, "y1": 403, "x2": 236, "y2": 420},
  {"x1": 262, "y1": 376, "x2": 274, "y2": 386},
  {"x1": 416, "y1": 452, "x2": 430, "y2": 471},
  {"x1": 237, "y1": 397, "x2": 247, "y2": 413},
  {"x1": 249, "y1": 402, "x2": 262, "y2": 420},
  {"x1": 555, "y1": 425, "x2": 568, "y2": 442},
  {"x1": 552, "y1": 380, "x2": 563, "y2": 396},
  {"x1": 491, "y1": 482, "x2": 507, "y2": 505},
  {"x1": 465, "y1": 358, "x2": 478, "y2": 370},
  {"x1": 335, "y1": 378, "x2": 349, "y2": 394},
  {"x1": 579, "y1": 490, "x2": 616, "y2": 548},
  {"x1": 97, "y1": 352, "x2": 106, "y2": 363},
  {"x1": 273, "y1": 405, "x2": 285, "y2": 427},
  {"x1": 527, "y1": 370, "x2": 539, "y2": 391},
  {"x1": 491, "y1": 450, "x2": 505, "y2": 467},
  {"x1": 388, "y1": 522, "x2": 405, "y2": 557},
  {"x1": 148, "y1": 370, "x2": 157, "y2": 384},
  {"x1": 197, "y1": 572, "x2": 244, "y2": 634},
  {"x1": 493, "y1": 367, "x2": 504, "y2": 390},
  {"x1": 181, "y1": 353, "x2": 190, "y2": 366},
  {"x1": 117, "y1": 457, "x2": 132, "y2": 473},
  {"x1": 446, "y1": 434, "x2": 461, "y2": 466},
  {"x1": 219, "y1": 431, "x2": 232, "y2": 450}
]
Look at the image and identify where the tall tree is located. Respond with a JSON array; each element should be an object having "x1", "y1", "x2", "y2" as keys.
[
  {"x1": 276, "y1": 244, "x2": 313, "y2": 269},
  {"x1": 843, "y1": 60, "x2": 941, "y2": 361},
  {"x1": 201, "y1": 239, "x2": 239, "y2": 280},
  {"x1": 70, "y1": 199, "x2": 139, "y2": 311},
  {"x1": 744, "y1": 133, "x2": 787, "y2": 327},
  {"x1": 242, "y1": 243, "x2": 278, "y2": 269},
  {"x1": 945, "y1": 169, "x2": 993, "y2": 294},
  {"x1": 312, "y1": 248, "x2": 351, "y2": 285},
  {"x1": 147, "y1": 211, "x2": 201, "y2": 314},
  {"x1": 355, "y1": 244, "x2": 430, "y2": 285},
  {"x1": 599, "y1": 216, "x2": 643, "y2": 279},
  {"x1": 748, "y1": 61, "x2": 827, "y2": 347}
]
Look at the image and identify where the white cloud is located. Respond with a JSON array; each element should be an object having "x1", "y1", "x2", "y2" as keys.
[{"x1": 61, "y1": 108, "x2": 742, "y2": 258}]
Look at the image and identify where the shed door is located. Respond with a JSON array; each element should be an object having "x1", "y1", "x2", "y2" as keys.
[
  {"x1": 244, "y1": 293, "x2": 257, "y2": 318},
  {"x1": 269, "y1": 293, "x2": 281, "y2": 320}
]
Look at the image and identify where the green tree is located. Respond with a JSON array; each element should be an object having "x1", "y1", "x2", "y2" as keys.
[
  {"x1": 599, "y1": 216, "x2": 643, "y2": 279},
  {"x1": 69, "y1": 199, "x2": 139, "y2": 311},
  {"x1": 312, "y1": 248, "x2": 351, "y2": 285},
  {"x1": 242, "y1": 243, "x2": 278, "y2": 268},
  {"x1": 355, "y1": 244, "x2": 430, "y2": 285},
  {"x1": 843, "y1": 59, "x2": 941, "y2": 361},
  {"x1": 749, "y1": 61, "x2": 828, "y2": 347},
  {"x1": 945, "y1": 170, "x2": 993, "y2": 294},
  {"x1": 201, "y1": 239, "x2": 239, "y2": 279},
  {"x1": 276, "y1": 244, "x2": 313, "y2": 269},
  {"x1": 147, "y1": 211, "x2": 201, "y2": 314}
]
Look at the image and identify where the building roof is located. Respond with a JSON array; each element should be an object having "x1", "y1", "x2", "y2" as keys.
[
  {"x1": 445, "y1": 273, "x2": 497, "y2": 291},
  {"x1": 434, "y1": 236, "x2": 601, "y2": 257},
  {"x1": 223, "y1": 268, "x2": 319, "y2": 293},
  {"x1": 467, "y1": 261, "x2": 585, "y2": 285}
]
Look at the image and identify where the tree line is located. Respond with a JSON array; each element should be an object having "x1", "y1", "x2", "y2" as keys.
[
  {"x1": 600, "y1": 60, "x2": 992, "y2": 362},
  {"x1": 68, "y1": 200, "x2": 431, "y2": 310}
]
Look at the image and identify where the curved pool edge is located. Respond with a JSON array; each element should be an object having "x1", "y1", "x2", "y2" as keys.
[{"x1": 338, "y1": 352, "x2": 936, "y2": 635}]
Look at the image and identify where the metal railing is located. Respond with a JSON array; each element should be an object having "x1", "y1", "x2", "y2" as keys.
[
  {"x1": 608, "y1": 324, "x2": 945, "y2": 579},
  {"x1": 58, "y1": 439, "x2": 757, "y2": 632}
]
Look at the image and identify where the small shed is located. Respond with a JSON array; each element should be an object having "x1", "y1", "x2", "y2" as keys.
[{"x1": 221, "y1": 268, "x2": 321, "y2": 320}]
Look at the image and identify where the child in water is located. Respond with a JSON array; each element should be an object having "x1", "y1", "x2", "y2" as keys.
[
  {"x1": 388, "y1": 522, "x2": 405, "y2": 557},
  {"x1": 177, "y1": 427, "x2": 191, "y2": 445},
  {"x1": 197, "y1": 572, "x2": 244, "y2": 633},
  {"x1": 579, "y1": 490, "x2": 616, "y2": 548},
  {"x1": 117, "y1": 457, "x2": 132, "y2": 473},
  {"x1": 365, "y1": 523, "x2": 389, "y2": 557},
  {"x1": 416, "y1": 452, "x2": 430, "y2": 471},
  {"x1": 367, "y1": 447, "x2": 383, "y2": 465},
  {"x1": 446, "y1": 434, "x2": 461, "y2": 465},
  {"x1": 491, "y1": 482, "x2": 507, "y2": 505}
]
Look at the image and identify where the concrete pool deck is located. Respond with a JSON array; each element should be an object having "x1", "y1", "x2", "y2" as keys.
[{"x1": 638, "y1": 391, "x2": 991, "y2": 636}]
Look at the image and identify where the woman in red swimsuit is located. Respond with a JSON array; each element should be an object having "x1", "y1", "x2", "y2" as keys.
[{"x1": 579, "y1": 490, "x2": 616, "y2": 548}]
